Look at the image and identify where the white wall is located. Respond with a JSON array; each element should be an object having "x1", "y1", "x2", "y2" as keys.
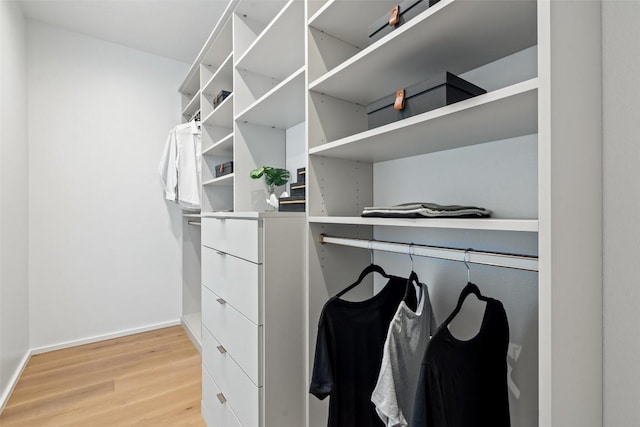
[
  {"x1": 603, "y1": 3, "x2": 640, "y2": 426},
  {"x1": 27, "y1": 21, "x2": 188, "y2": 350},
  {"x1": 0, "y1": 0, "x2": 29, "y2": 408}
]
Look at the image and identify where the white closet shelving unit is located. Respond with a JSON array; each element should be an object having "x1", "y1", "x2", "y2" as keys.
[
  {"x1": 181, "y1": 79, "x2": 200, "y2": 123},
  {"x1": 177, "y1": 0, "x2": 239, "y2": 349},
  {"x1": 177, "y1": 67, "x2": 203, "y2": 348},
  {"x1": 200, "y1": 10, "x2": 235, "y2": 214},
  {"x1": 180, "y1": 0, "x2": 602, "y2": 425},
  {"x1": 306, "y1": 1, "x2": 602, "y2": 427},
  {"x1": 191, "y1": 0, "x2": 307, "y2": 214},
  {"x1": 188, "y1": 1, "x2": 308, "y2": 426},
  {"x1": 181, "y1": 213, "x2": 202, "y2": 351},
  {"x1": 233, "y1": 0, "x2": 306, "y2": 212}
]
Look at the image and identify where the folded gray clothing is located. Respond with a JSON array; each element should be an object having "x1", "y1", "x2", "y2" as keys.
[{"x1": 361, "y1": 202, "x2": 491, "y2": 218}]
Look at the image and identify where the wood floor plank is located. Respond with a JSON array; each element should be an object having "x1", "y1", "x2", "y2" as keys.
[
  {"x1": 58, "y1": 381, "x2": 202, "y2": 427},
  {"x1": 27, "y1": 327, "x2": 187, "y2": 367},
  {"x1": 24, "y1": 329, "x2": 190, "y2": 374},
  {"x1": 4, "y1": 356, "x2": 202, "y2": 426},
  {"x1": 0, "y1": 326, "x2": 205, "y2": 427},
  {"x1": 13, "y1": 344, "x2": 195, "y2": 391}
]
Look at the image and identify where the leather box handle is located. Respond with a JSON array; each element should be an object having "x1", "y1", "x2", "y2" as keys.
[
  {"x1": 394, "y1": 89, "x2": 406, "y2": 111},
  {"x1": 389, "y1": 5, "x2": 400, "y2": 26},
  {"x1": 219, "y1": 163, "x2": 224, "y2": 174}
]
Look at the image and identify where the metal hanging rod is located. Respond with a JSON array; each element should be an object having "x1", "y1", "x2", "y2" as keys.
[
  {"x1": 187, "y1": 221, "x2": 201, "y2": 226},
  {"x1": 319, "y1": 234, "x2": 538, "y2": 272}
]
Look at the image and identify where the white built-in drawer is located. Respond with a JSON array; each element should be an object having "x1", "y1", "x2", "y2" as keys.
[
  {"x1": 202, "y1": 286, "x2": 262, "y2": 386},
  {"x1": 202, "y1": 246, "x2": 261, "y2": 325},
  {"x1": 202, "y1": 218, "x2": 261, "y2": 263},
  {"x1": 202, "y1": 368, "x2": 243, "y2": 427},
  {"x1": 203, "y1": 326, "x2": 260, "y2": 427}
]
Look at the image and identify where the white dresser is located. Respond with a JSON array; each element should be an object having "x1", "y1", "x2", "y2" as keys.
[{"x1": 200, "y1": 212, "x2": 305, "y2": 427}]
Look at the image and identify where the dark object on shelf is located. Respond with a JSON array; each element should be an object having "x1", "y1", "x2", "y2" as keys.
[
  {"x1": 366, "y1": 72, "x2": 486, "y2": 129},
  {"x1": 213, "y1": 90, "x2": 232, "y2": 108},
  {"x1": 297, "y1": 167, "x2": 306, "y2": 183},
  {"x1": 290, "y1": 182, "x2": 306, "y2": 198},
  {"x1": 361, "y1": 202, "x2": 491, "y2": 218},
  {"x1": 279, "y1": 196, "x2": 306, "y2": 212},
  {"x1": 368, "y1": 0, "x2": 440, "y2": 43},
  {"x1": 215, "y1": 161, "x2": 234, "y2": 178}
]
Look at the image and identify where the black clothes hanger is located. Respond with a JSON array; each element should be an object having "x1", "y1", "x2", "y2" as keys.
[
  {"x1": 442, "y1": 249, "x2": 490, "y2": 327},
  {"x1": 333, "y1": 240, "x2": 393, "y2": 299},
  {"x1": 402, "y1": 244, "x2": 421, "y2": 311},
  {"x1": 442, "y1": 282, "x2": 491, "y2": 326},
  {"x1": 403, "y1": 271, "x2": 420, "y2": 312},
  {"x1": 334, "y1": 263, "x2": 391, "y2": 299}
]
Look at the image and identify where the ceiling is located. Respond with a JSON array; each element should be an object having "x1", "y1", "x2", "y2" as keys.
[{"x1": 19, "y1": 0, "x2": 231, "y2": 64}]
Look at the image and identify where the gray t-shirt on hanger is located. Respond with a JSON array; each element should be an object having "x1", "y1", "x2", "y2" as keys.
[{"x1": 371, "y1": 283, "x2": 437, "y2": 427}]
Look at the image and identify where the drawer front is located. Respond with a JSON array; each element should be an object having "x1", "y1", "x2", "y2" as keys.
[
  {"x1": 202, "y1": 218, "x2": 261, "y2": 263},
  {"x1": 202, "y1": 368, "x2": 243, "y2": 427},
  {"x1": 202, "y1": 246, "x2": 261, "y2": 325},
  {"x1": 203, "y1": 327, "x2": 260, "y2": 427},
  {"x1": 202, "y1": 286, "x2": 262, "y2": 385}
]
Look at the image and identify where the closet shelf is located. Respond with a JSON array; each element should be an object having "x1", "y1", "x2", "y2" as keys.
[
  {"x1": 308, "y1": 216, "x2": 539, "y2": 233},
  {"x1": 201, "y1": 17, "x2": 233, "y2": 70},
  {"x1": 202, "y1": 52, "x2": 233, "y2": 97},
  {"x1": 309, "y1": 78, "x2": 538, "y2": 163},
  {"x1": 180, "y1": 0, "x2": 236, "y2": 94},
  {"x1": 183, "y1": 213, "x2": 202, "y2": 218},
  {"x1": 235, "y1": 66, "x2": 305, "y2": 129},
  {"x1": 235, "y1": 0, "x2": 304, "y2": 80},
  {"x1": 203, "y1": 132, "x2": 234, "y2": 157},
  {"x1": 202, "y1": 93, "x2": 234, "y2": 127},
  {"x1": 308, "y1": 0, "x2": 402, "y2": 49},
  {"x1": 203, "y1": 174, "x2": 234, "y2": 187},
  {"x1": 180, "y1": 70, "x2": 200, "y2": 99},
  {"x1": 182, "y1": 89, "x2": 201, "y2": 117},
  {"x1": 235, "y1": 0, "x2": 289, "y2": 29},
  {"x1": 309, "y1": 0, "x2": 537, "y2": 106},
  {"x1": 201, "y1": 211, "x2": 305, "y2": 219}
]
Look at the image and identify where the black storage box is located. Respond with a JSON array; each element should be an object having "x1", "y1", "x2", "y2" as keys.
[
  {"x1": 214, "y1": 161, "x2": 233, "y2": 178},
  {"x1": 213, "y1": 90, "x2": 232, "y2": 108},
  {"x1": 289, "y1": 182, "x2": 306, "y2": 198},
  {"x1": 296, "y1": 167, "x2": 306, "y2": 183},
  {"x1": 368, "y1": 0, "x2": 440, "y2": 43},
  {"x1": 366, "y1": 72, "x2": 486, "y2": 129},
  {"x1": 278, "y1": 196, "x2": 305, "y2": 212}
]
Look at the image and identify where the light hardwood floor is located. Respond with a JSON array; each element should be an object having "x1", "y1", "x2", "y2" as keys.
[{"x1": 0, "y1": 326, "x2": 205, "y2": 427}]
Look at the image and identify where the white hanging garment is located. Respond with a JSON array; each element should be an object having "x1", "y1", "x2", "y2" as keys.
[
  {"x1": 159, "y1": 127, "x2": 178, "y2": 203},
  {"x1": 372, "y1": 279, "x2": 437, "y2": 427},
  {"x1": 159, "y1": 121, "x2": 201, "y2": 210}
]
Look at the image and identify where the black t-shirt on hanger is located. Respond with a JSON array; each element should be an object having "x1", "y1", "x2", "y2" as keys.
[
  {"x1": 411, "y1": 297, "x2": 511, "y2": 427},
  {"x1": 310, "y1": 275, "x2": 407, "y2": 427}
]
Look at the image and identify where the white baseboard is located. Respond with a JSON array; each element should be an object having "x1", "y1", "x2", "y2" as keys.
[
  {"x1": 0, "y1": 349, "x2": 32, "y2": 413},
  {"x1": 181, "y1": 315, "x2": 202, "y2": 353},
  {"x1": 30, "y1": 319, "x2": 181, "y2": 355}
]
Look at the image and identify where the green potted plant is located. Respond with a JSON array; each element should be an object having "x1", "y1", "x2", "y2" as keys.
[{"x1": 250, "y1": 166, "x2": 291, "y2": 211}]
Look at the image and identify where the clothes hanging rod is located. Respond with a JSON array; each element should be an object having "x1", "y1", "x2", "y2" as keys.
[
  {"x1": 319, "y1": 234, "x2": 538, "y2": 272},
  {"x1": 187, "y1": 221, "x2": 201, "y2": 226}
]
